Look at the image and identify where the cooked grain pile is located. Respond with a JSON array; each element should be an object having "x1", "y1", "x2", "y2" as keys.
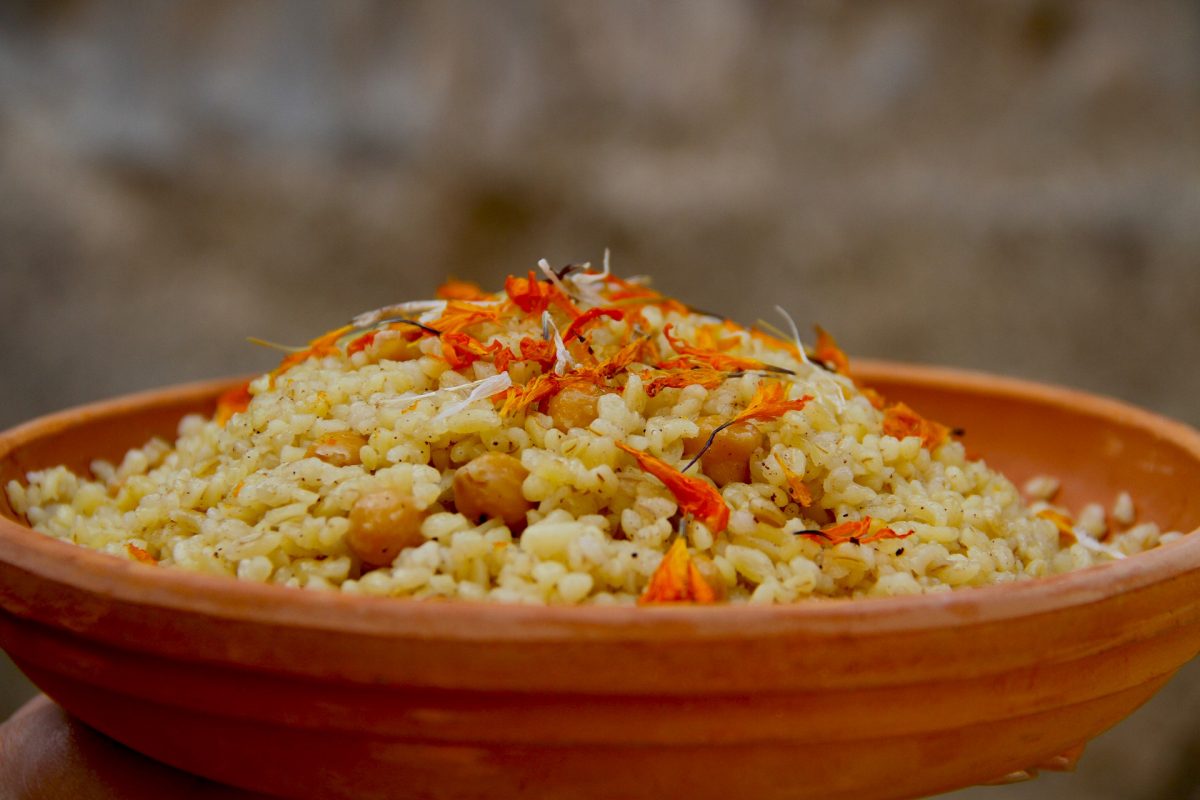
[{"x1": 7, "y1": 264, "x2": 1177, "y2": 604}]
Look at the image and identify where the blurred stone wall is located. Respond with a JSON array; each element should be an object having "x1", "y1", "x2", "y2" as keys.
[{"x1": 0, "y1": 1, "x2": 1197, "y2": 797}]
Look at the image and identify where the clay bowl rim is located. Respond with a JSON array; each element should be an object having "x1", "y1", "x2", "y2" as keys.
[{"x1": 1, "y1": 359, "x2": 1199, "y2": 643}]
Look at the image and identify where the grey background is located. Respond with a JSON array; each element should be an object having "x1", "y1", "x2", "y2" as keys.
[{"x1": 1, "y1": 1, "x2": 1197, "y2": 797}]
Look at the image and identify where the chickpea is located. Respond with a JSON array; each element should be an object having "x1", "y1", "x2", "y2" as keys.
[
  {"x1": 345, "y1": 490, "x2": 426, "y2": 566},
  {"x1": 683, "y1": 416, "x2": 721, "y2": 459},
  {"x1": 546, "y1": 384, "x2": 603, "y2": 431},
  {"x1": 453, "y1": 452, "x2": 533, "y2": 529},
  {"x1": 307, "y1": 431, "x2": 367, "y2": 467},
  {"x1": 689, "y1": 420, "x2": 763, "y2": 487}
]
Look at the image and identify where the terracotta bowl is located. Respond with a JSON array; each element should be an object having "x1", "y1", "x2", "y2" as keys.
[{"x1": 1, "y1": 362, "x2": 1198, "y2": 800}]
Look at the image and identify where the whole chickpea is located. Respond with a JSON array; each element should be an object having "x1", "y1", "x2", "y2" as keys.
[
  {"x1": 683, "y1": 416, "x2": 721, "y2": 459},
  {"x1": 684, "y1": 420, "x2": 763, "y2": 487},
  {"x1": 453, "y1": 452, "x2": 533, "y2": 529},
  {"x1": 546, "y1": 384, "x2": 603, "y2": 431},
  {"x1": 307, "y1": 431, "x2": 367, "y2": 467},
  {"x1": 345, "y1": 490, "x2": 426, "y2": 566}
]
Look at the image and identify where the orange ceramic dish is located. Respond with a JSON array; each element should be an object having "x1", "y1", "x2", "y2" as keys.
[{"x1": 0, "y1": 362, "x2": 1198, "y2": 800}]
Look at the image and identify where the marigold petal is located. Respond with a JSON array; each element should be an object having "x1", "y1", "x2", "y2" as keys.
[
  {"x1": 436, "y1": 279, "x2": 490, "y2": 301},
  {"x1": 126, "y1": 543, "x2": 158, "y2": 565},
  {"x1": 562, "y1": 307, "x2": 625, "y2": 342},
  {"x1": 772, "y1": 452, "x2": 813, "y2": 508},
  {"x1": 813, "y1": 325, "x2": 850, "y2": 375},
  {"x1": 882, "y1": 402, "x2": 950, "y2": 450},
  {"x1": 639, "y1": 537, "x2": 718, "y2": 604},
  {"x1": 215, "y1": 382, "x2": 253, "y2": 426},
  {"x1": 616, "y1": 442, "x2": 729, "y2": 533}
]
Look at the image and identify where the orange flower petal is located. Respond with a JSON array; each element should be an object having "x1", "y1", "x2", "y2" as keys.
[
  {"x1": 503, "y1": 271, "x2": 582, "y2": 319},
  {"x1": 436, "y1": 279, "x2": 490, "y2": 301},
  {"x1": 439, "y1": 331, "x2": 492, "y2": 369},
  {"x1": 861, "y1": 387, "x2": 888, "y2": 410},
  {"x1": 733, "y1": 382, "x2": 813, "y2": 425},
  {"x1": 748, "y1": 327, "x2": 804, "y2": 362},
  {"x1": 345, "y1": 330, "x2": 378, "y2": 356},
  {"x1": 644, "y1": 368, "x2": 728, "y2": 397},
  {"x1": 562, "y1": 307, "x2": 625, "y2": 342},
  {"x1": 772, "y1": 452, "x2": 812, "y2": 508},
  {"x1": 882, "y1": 402, "x2": 950, "y2": 450},
  {"x1": 428, "y1": 301, "x2": 501, "y2": 335},
  {"x1": 498, "y1": 373, "x2": 563, "y2": 417},
  {"x1": 594, "y1": 336, "x2": 655, "y2": 381},
  {"x1": 663, "y1": 324, "x2": 769, "y2": 373},
  {"x1": 800, "y1": 518, "x2": 871, "y2": 544},
  {"x1": 1037, "y1": 509, "x2": 1077, "y2": 545},
  {"x1": 813, "y1": 325, "x2": 850, "y2": 375},
  {"x1": 126, "y1": 543, "x2": 158, "y2": 565},
  {"x1": 518, "y1": 337, "x2": 557, "y2": 372},
  {"x1": 799, "y1": 516, "x2": 911, "y2": 546},
  {"x1": 270, "y1": 324, "x2": 354, "y2": 381},
  {"x1": 215, "y1": 381, "x2": 253, "y2": 426},
  {"x1": 638, "y1": 537, "x2": 718, "y2": 604},
  {"x1": 858, "y1": 526, "x2": 912, "y2": 545},
  {"x1": 616, "y1": 443, "x2": 729, "y2": 533}
]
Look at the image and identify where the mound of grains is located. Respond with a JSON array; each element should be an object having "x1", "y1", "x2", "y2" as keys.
[{"x1": 6, "y1": 263, "x2": 1182, "y2": 604}]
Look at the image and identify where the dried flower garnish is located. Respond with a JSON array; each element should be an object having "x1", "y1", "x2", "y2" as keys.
[
  {"x1": 772, "y1": 452, "x2": 813, "y2": 507},
  {"x1": 882, "y1": 402, "x2": 951, "y2": 450},
  {"x1": 799, "y1": 517, "x2": 911, "y2": 545},
  {"x1": 733, "y1": 382, "x2": 814, "y2": 425},
  {"x1": 393, "y1": 373, "x2": 514, "y2": 415},
  {"x1": 215, "y1": 382, "x2": 253, "y2": 426},
  {"x1": 596, "y1": 336, "x2": 657, "y2": 380},
  {"x1": 861, "y1": 387, "x2": 888, "y2": 410},
  {"x1": 439, "y1": 332, "x2": 492, "y2": 369},
  {"x1": 638, "y1": 537, "x2": 718, "y2": 604},
  {"x1": 490, "y1": 337, "x2": 558, "y2": 373},
  {"x1": 345, "y1": 319, "x2": 441, "y2": 357},
  {"x1": 435, "y1": 279, "x2": 490, "y2": 301},
  {"x1": 682, "y1": 383, "x2": 812, "y2": 472},
  {"x1": 427, "y1": 301, "x2": 502, "y2": 336},
  {"x1": 813, "y1": 325, "x2": 850, "y2": 375},
  {"x1": 523, "y1": 337, "x2": 559, "y2": 370},
  {"x1": 562, "y1": 307, "x2": 625, "y2": 342},
  {"x1": 606, "y1": 280, "x2": 690, "y2": 316},
  {"x1": 126, "y1": 543, "x2": 157, "y2": 565},
  {"x1": 691, "y1": 323, "x2": 742, "y2": 353},
  {"x1": 859, "y1": 526, "x2": 911, "y2": 544},
  {"x1": 504, "y1": 270, "x2": 582, "y2": 318},
  {"x1": 504, "y1": 270, "x2": 550, "y2": 314},
  {"x1": 644, "y1": 368, "x2": 729, "y2": 397},
  {"x1": 434, "y1": 372, "x2": 513, "y2": 421},
  {"x1": 498, "y1": 373, "x2": 565, "y2": 417},
  {"x1": 1037, "y1": 509, "x2": 1077, "y2": 545},
  {"x1": 345, "y1": 331, "x2": 379, "y2": 356},
  {"x1": 663, "y1": 324, "x2": 781, "y2": 373},
  {"x1": 1036, "y1": 508, "x2": 1125, "y2": 558},
  {"x1": 749, "y1": 326, "x2": 803, "y2": 362},
  {"x1": 616, "y1": 442, "x2": 730, "y2": 534},
  {"x1": 271, "y1": 324, "x2": 354, "y2": 380}
]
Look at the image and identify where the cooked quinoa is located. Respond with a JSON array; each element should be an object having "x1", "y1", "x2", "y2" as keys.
[{"x1": 5, "y1": 264, "x2": 1181, "y2": 604}]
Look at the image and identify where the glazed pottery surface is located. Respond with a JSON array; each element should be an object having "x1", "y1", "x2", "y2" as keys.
[{"x1": 1, "y1": 362, "x2": 1198, "y2": 800}]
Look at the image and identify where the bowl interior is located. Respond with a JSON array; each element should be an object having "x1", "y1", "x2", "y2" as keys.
[
  {"x1": 0, "y1": 378, "x2": 225, "y2": 524},
  {"x1": 863, "y1": 363, "x2": 1200, "y2": 536}
]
